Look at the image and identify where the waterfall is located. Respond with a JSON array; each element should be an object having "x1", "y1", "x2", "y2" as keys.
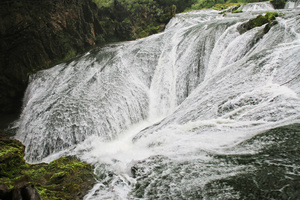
[
  {"x1": 238, "y1": 1, "x2": 275, "y2": 11},
  {"x1": 285, "y1": 0, "x2": 300, "y2": 9},
  {"x1": 14, "y1": 2, "x2": 300, "y2": 199}
]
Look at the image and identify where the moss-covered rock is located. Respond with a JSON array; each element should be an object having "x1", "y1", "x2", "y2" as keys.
[
  {"x1": 32, "y1": 156, "x2": 96, "y2": 200},
  {"x1": 0, "y1": 132, "x2": 27, "y2": 188},
  {"x1": 237, "y1": 12, "x2": 279, "y2": 34},
  {"x1": 0, "y1": 130, "x2": 95, "y2": 200},
  {"x1": 270, "y1": 0, "x2": 287, "y2": 9}
]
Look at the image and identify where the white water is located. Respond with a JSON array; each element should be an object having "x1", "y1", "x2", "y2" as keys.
[
  {"x1": 238, "y1": 1, "x2": 275, "y2": 11},
  {"x1": 15, "y1": 2, "x2": 300, "y2": 199},
  {"x1": 285, "y1": 0, "x2": 300, "y2": 9}
]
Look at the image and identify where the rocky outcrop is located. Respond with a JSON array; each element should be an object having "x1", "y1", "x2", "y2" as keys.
[
  {"x1": 0, "y1": 0, "x2": 107, "y2": 114},
  {"x1": 0, "y1": 130, "x2": 96, "y2": 200},
  {"x1": 237, "y1": 12, "x2": 279, "y2": 34},
  {"x1": 0, "y1": 182, "x2": 41, "y2": 200}
]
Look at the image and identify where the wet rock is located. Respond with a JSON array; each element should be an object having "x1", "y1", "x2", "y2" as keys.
[
  {"x1": 208, "y1": 124, "x2": 300, "y2": 200},
  {"x1": 0, "y1": 182, "x2": 41, "y2": 200},
  {"x1": 237, "y1": 12, "x2": 279, "y2": 34},
  {"x1": 0, "y1": 184, "x2": 12, "y2": 200},
  {"x1": 11, "y1": 182, "x2": 41, "y2": 200}
]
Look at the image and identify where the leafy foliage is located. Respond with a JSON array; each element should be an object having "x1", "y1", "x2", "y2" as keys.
[
  {"x1": 212, "y1": 2, "x2": 243, "y2": 10},
  {"x1": 269, "y1": 0, "x2": 287, "y2": 8},
  {"x1": 184, "y1": 0, "x2": 272, "y2": 11},
  {"x1": 92, "y1": 0, "x2": 193, "y2": 40},
  {"x1": 93, "y1": 0, "x2": 114, "y2": 7},
  {"x1": 91, "y1": 0, "x2": 283, "y2": 41}
]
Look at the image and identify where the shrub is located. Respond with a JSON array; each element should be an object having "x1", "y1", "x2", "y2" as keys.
[
  {"x1": 63, "y1": 49, "x2": 76, "y2": 61},
  {"x1": 269, "y1": 0, "x2": 286, "y2": 9}
]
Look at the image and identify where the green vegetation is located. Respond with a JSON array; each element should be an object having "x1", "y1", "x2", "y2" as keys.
[
  {"x1": 185, "y1": 0, "x2": 227, "y2": 11},
  {"x1": 232, "y1": 9, "x2": 243, "y2": 13},
  {"x1": 90, "y1": 0, "x2": 285, "y2": 42},
  {"x1": 270, "y1": 0, "x2": 287, "y2": 8},
  {"x1": 91, "y1": 0, "x2": 196, "y2": 41},
  {"x1": 0, "y1": 138, "x2": 27, "y2": 189},
  {"x1": 63, "y1": 49, "x2": 77, "y2": 62},
  {"x1": 183, "y1": 0, "x2": 279, "y2": 12},
  {"x1": 93, "y1": 0, "x2": 114, "y2": 7},
  {"x1": 253, "y1": 11, "x2": 279, "y2": 26},
  {"x1": 0, "y1": 135, "x2": 95, "y2": 200},
  {"x1": 237, "y1": 11, "x2": 279, "y2": 34},
  {"x1": 212, "y1": 2, "x2": 243, "y2": 10},
  {"x1": 93, "y1": 0, "x2": 195, "y2": 12}
]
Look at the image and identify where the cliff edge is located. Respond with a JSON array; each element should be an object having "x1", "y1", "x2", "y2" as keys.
[{"x1": 0, "y1": 0, "x2": 107, "y2": 114}]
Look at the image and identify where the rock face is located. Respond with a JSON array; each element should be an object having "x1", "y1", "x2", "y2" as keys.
[
  {"x1": 0, "y1": 0, "x2": 177, "y2": 114},
  {"x1": 0, "y1": 130, "x2": 96, "y2": 200},
  {"x1": 237, "y1": 12, "x2": 279, "y2": 34},
  {"x1": 0, "y1": 182, "x2": 42, "y2": 200},
  {"x1": 0, "y1": 0, "x2": 106, "y2": 114}
]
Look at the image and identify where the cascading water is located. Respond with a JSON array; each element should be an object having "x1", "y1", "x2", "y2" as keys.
[
  {"x1": 14, "y1": 2, "x2": 300, "y2": 199},
  {"x1": 238, "y1": 1, "x2": 275, "y2": 11},
  {"x1": 285, "y1": 0, "x2": 300, "y2": 9}
]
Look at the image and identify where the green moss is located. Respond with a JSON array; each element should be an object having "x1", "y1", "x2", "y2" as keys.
[
  {"x1": 36, "y1": 187, "x2": 61, "y2": 200},
  {"x1": 28, "y1": 157, "x2": 94, "y2": 200},
  {"x1": 253, "y1": 12, "x2": 278, "y2": 26},
  {"x1": 232, "y1": 10, "x2": 243, "y2": 13},
  {"x1": 269, "y1": 0, "x2": 286, "y2": 9},
  {"x1": 212, "y1": 3, "x2": 242, "y2": 10},
  {"x1": 49, "y1": 171, "x2": 66, "y2": 183},
  {"x1": 32, "y1": 157, "x2": 95, "y2": 199},
  {"x1": 265, "y1": 11, "x2": 279, "y2": 20},
  {"x1": 0, "y1": 139, "x2": 26, "y2": 179},
  {"x1": 26, "y1": 167, "x2": 50, "y2": 182},
  {"x1": 238, "y1": 11, "x2": 279, "y2": 34},
  {"x1": 62, "y1": 183, "x2": 81, "y2": 193},
  {"x1": 63, "y1": 49, "x2": 76, "y2": 62},
  {"x1": 92, "y1": 0, "x2": 113, "y2": 8},
  {"x1": 0, "y1": 146, "x2": 19, "y2": 157},
  {"x1": 0, "y1": 177, "x2": 14, "y2": 189},
  {"x1": 253, "y1": 15, "x2": 269, "y2": 27},
  {"x1": 0, "y1": 136, "x2": 95, "y2": 200}
]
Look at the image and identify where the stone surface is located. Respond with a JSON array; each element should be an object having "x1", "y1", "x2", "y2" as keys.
[{"x1": 0, "y1": 0, "x2": 105, "y2": 114}]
